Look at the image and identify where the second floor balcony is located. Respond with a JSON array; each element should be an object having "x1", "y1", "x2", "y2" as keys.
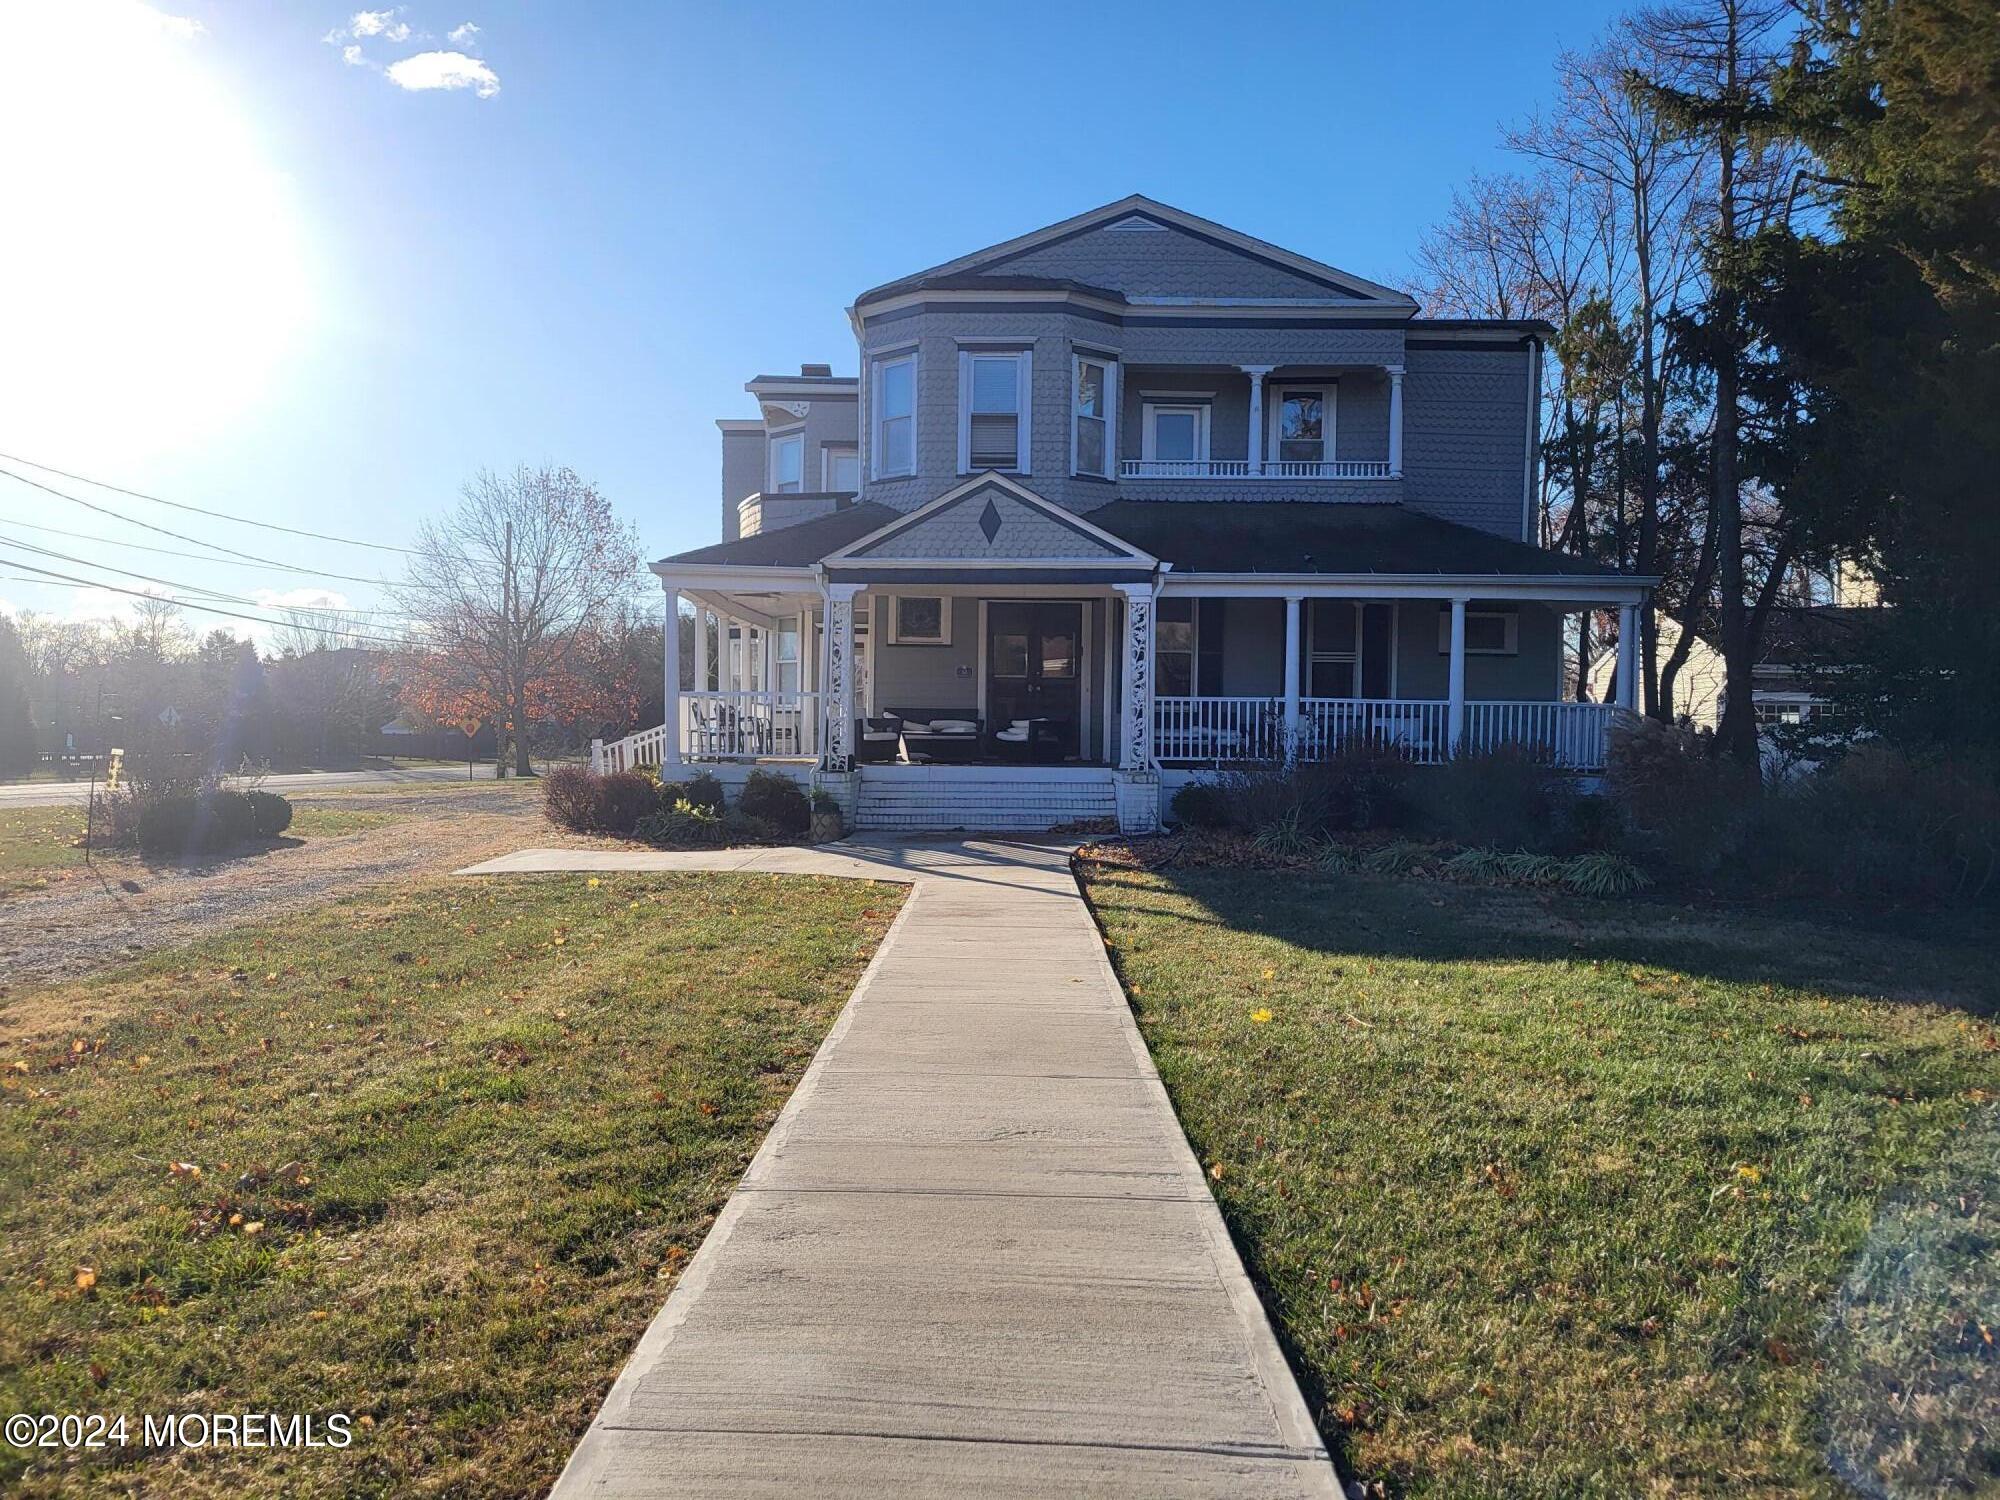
[{"x1": 1110, "y1": 361, "x2": 1404, "y2": 489}]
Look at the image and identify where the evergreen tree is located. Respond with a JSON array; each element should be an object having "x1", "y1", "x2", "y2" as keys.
[{"x1": 0, "y1": 614, "x2": 37, "y2": 777}]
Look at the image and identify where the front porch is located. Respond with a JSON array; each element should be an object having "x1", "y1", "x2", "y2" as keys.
[{"x1": 607, "y1": 476, "x2": 1653, "y2": 831}]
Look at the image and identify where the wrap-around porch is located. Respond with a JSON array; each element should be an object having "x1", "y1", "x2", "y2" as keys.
[{"x1": 598, "y1": 580, "x2": 1642, "y2": 778}]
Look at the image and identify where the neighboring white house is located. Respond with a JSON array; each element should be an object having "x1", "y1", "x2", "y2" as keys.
[{"x1": 598, "y1": 196, "x2": 1657, "y2": 832}]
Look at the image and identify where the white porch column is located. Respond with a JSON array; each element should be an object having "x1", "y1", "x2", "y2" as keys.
[
  {"x1": 1387, "y1": 364, "x2": 1405, "y2": 478},
  {"x1": 823, "y1": 582, "x2": 860, "y2": 769},
  {"x1": 661, "y1": 585, "x2": 684, "y2": 769},
  {"x1": 1282, "y1": 593, "x2": 1303, "y2": 765},
  {"x1": 1242, "y1": 365, "x2": 1275, "y2": 475},
  {"x1": 1615, "y1": 603, "x2": 1639, "y2": 711},
  {"x1": 692, "y1": 605, "x2": 709, "y2": 694},
  {"x1": 1446, "y1": 596, "x2": 1468, "y2": 755},
  {"x1": 1116, "y1": 582, "x2": 1156, "y2": 770}
]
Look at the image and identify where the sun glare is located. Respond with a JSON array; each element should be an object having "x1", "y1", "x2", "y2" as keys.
[{"x1": 0, "y1": 1, "x2": 313, "y2": 465}]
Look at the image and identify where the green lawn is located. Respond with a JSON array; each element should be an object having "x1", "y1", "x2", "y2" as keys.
[
  {"x1": 0, "y1": 873, "x2": 901, "y2": 1497},
  {"x1": 0, "y1": 806, "x2": 88, "y2": 895},
  {"x1": 1082, "y1": 862, "x2": 2000, "y2": 1498},
  {"x1": 0, "y1": 802, "x2": 429, "y2": 897}
]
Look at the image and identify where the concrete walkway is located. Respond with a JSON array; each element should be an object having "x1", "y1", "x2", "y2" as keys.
[{"x1": 457, "y1": 839, "x2": 1342, "y2": 1498}]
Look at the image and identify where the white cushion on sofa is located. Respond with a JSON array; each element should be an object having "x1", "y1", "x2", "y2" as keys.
[{"x1": 928, "y1": 719, "x2": 978, "y2": 735}]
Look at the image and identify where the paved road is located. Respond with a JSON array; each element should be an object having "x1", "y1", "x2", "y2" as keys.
[
  {"x1": 0, "y1": 765, "x2": 497, "y2": 808},
  {"x1": 460, "y1": 839, "x2": 1343, "y2": 1499}
]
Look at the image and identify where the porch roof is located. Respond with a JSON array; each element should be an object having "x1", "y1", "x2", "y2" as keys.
[
  {"x1": 656, "y1": 498, "x2": 1638, "y2": 585},
  {"x1": 1087, "y1": 501, "x2": 1628, "y2": 580},
  {"x1": 660, "y1": 503, "x2": 899, "y2": 569}
]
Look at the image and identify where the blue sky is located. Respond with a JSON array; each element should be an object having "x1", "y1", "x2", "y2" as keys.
[{"x1": 0, "y1": 0, "x2": 1622, "y2": 641}]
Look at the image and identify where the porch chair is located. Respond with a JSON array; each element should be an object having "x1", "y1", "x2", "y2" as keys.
[{"x1": 854, "y1": 716, "x2": 902, "y2": 763}]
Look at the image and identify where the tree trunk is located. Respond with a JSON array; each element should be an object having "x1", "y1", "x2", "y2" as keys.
[{"x1": 1711, "y1": 6, "x2": 1759, "y2": 765}]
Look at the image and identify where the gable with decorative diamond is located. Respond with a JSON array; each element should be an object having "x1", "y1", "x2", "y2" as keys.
[{"x1": 822, "y1": 474, "x2": 1155, "y2": 569}]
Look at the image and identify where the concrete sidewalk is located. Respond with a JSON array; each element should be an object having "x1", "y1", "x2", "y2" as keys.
[{"x1": 458, "y1": 839, "x2": 1342, "y2": 1498}]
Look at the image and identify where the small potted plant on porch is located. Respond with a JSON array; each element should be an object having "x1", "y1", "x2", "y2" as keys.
[{"x1": 809, "y1": 788, "x2": 845, "y2": 844}]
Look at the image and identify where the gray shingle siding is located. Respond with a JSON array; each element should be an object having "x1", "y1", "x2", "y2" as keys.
[
  {"x1": 990, "y1": 222, "x2": 1356, "y2": 299},
  {"x1": 719, "y1": 430, "x2": 763, "y2": 543},
  {"x1": 1399, "y1": 345, "x2": 1534, "y2": 540}
]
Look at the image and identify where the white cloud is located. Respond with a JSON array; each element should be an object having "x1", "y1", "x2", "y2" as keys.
[
  {"x1": 447, "y1": 20, "x2": 479, "y2": 46},
  {"x1": 141, "y1": 6, "x2": 203, "y2": 41},
  {"x1": 348, "y1": 9, "x2": 411, "y2": 42},
  {"x1": 340, "y1": 42, "x2": 365, "y2": 66},
  {"x1": 386, "y1": 49, "x2": 498, "y2": 98}
]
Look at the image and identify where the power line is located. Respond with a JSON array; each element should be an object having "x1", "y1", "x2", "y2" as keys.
[
  {"x1": 0, "y1": 533, "x2": 416, "y2": 619},
  {"x1": 0, "y1": 514, "x2": 393, "y2": 585},
  {"x1": 0, "y1": 450, "x2": 417, "y2": 554},
  {"x1": 0, "y1": 554, "x2": 411, "y2": 649},
  {"x1": 0, "y1": 528, "x2": 416, "y2": 624},
  {"x1": 0, "y1": 464, "x2": 400, "y2": 584}
]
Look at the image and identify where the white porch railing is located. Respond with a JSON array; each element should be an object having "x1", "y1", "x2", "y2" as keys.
[
  {"x1": 1154, "y1": 696, "x2": 1615, "y2": 771},
  {"x1": 1154, "y1": 696, "x2": 1285, "y2": 763},
  {"x1": 591, "y1": 691, "x2": 820, "y2": 772},
  {"x1": 1297, "y1": 697, "x2": 1453, "y2": 763},
  {"x1": 1118, "y1": 458, "x2": 1394, "y2": 481},
  {"x1": 1461, "y1": 701, "x2": 1615, "y2": 771},
  {"x1": 680, "y1": 691, "x2": 820, "y2": 760}
]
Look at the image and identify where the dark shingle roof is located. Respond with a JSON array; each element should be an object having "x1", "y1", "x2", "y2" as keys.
[
  {"x1": 657, "y1": 503, "x2": 899, "y2": 569},
  {"x1": 1086, "y1": 501, "x2": 1627, "y2": 578}
]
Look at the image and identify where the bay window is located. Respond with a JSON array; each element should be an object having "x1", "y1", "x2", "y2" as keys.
[
  {"x1": 959, "y1": 349, "x2": 1029, "y2": 473},
  {"x1": 1073, "y1": 355, "x2": 1116, "y2": 477},
  {"x1": 871, "y1": 353, "x2": 915, "y2": 478}
]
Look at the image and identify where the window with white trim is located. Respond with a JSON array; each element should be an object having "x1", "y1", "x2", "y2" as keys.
[
  {"x1": 959, "y1": 350, "x2": 1029, "y2": 473},
  {"x1": 768, "y1": 432, "x2": 803, "y2": 493},
  {"x1": 871, "y1": 353, "x2": 915, "y2": 478},
  {"x1": 1142, "y1": 403, "x2": 1209, "y2": 463},
  {"x1": 1156, "y1": 598, "x2": 1196, "y2": 696},
  {"x1": 1274, "y1": 388, "x2": 1330, "y2": 465},
  {"x1": 1073, "y1": 355, "x2": 1115, "y2": 477},
  {"x1": 887, "y1": 595, "x2": 950, "y2": 645},
  {"x1": 1306, "y1": 601, "x2": 1359, "y2": 696},
  {"x1": 773, "y1": 625, "x2": 802, "y2": 692},
  {"x1": 1437, "y1": 607, "x2": 1519, "y2": 655},
  {"x1": 822, "y1": 446, "x2": 859, "y2": 491}
]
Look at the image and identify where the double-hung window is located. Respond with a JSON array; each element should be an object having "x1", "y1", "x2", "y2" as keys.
[
  {"x1": 822, "y1": 446, "x2": 860, "y2": 491},
  {"x1": 1275, "y1": 388, "x2": 1330, "y2": 469},
  {"x1": 959, "y1": 349, "x2": 1029, "y2": 473},
  {"x1": 1072, "y1": 355, "x2": 1116, "y2": 478},
  {"x1": 1156, "y1": 598, "x2": 1197, "y2": 696},
  {"x1": 768, "y1": 432, "x2": 803, "y2": 494},
  {"x1": 1142, "y1": 403, "x2": 1209, "y2": 466},
  {"x1": 871, "y1": 353, "x2": 916, "y2": 478}
]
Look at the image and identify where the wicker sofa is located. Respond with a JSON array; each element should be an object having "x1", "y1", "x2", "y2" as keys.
[{"x1": 883, "y1": 707, "x2": 985, "y2": 763}]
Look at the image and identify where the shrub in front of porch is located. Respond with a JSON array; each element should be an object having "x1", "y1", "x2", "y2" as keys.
[
  {"x1": 1410, "y1": 744, "x2": 1579, "y2": 854},
  {"x1": 541, "y1": 767, "x2": 660, "y2": 835},
  {"x1": 737, "y1": 769, "x2": 810, "y2": 837}
]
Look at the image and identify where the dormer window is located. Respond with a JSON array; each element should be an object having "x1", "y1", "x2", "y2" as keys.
[
  {"x1": 871, "y1": 352, "x2": 915, "y2": 479},
  {"x1": 958, "y1": 349, "x2": 1030, "y2": 474},
  {"x1": 768, "y1": 432, "x2": 803, "y2": 493}
]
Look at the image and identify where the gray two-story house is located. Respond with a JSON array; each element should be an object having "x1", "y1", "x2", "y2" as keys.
[{"x1": 603, "y1": 197, "x2": 1650, "y2": 832}]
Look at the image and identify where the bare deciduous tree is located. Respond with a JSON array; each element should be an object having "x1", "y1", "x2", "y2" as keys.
[{"x1": 394, "y1": 464, "x2": 642, "y2": 776}]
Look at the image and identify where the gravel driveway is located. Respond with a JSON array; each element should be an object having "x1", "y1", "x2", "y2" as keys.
[{"x1": 0, "y1": 783, "x2": 592, "y2": 994}]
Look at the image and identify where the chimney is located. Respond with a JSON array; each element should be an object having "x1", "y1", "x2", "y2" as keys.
[{"x1": 799, "y1": 362, "x2": 833, "y2": 378}]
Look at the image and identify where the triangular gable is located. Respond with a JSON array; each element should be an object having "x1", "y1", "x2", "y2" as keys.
[
  {"x1": 822, "y1": 475, "x2": 1156, "y2": 570},
  {"x1": 854, "y1": 195, "x2": 1415, "y2": 308}
]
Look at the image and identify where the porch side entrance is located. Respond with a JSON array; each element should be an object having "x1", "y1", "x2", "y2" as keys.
[{"x1": 986, "y1": 601, "x2": 1084, "y2": 760}]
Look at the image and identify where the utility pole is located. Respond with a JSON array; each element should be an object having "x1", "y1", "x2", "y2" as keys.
[{"x1": 498, "y1": 518, "x2": 513, "y2": 779}]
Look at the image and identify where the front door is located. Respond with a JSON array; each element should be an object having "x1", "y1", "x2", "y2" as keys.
[{"x1": 987, "y1": 602, "x2": 1083, "y2": 759}]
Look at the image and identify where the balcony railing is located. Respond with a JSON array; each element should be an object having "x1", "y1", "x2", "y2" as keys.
[
  {"x1": 1154, "y1": 697, "x2": 1616, "y2": 771},
  {"x1": 1118, "y1": 458, "x2": 1394, "y2": 481}
]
